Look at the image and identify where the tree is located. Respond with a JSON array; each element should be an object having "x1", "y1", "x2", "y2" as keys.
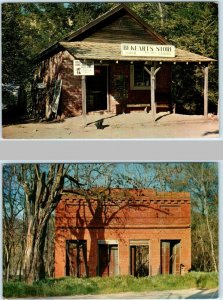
[
  {"x1": 153, "y1": 162, "x2": 218, "y2": 272},
  {"x1": 12, "y1": 164, "x2": 68, "y2": 283},
  {"x1": 5, "y1": 163, "x2": 116, "y2": 283},
  {"x1": 3, "y1": 165, "x2": 25, "y2": 281}
]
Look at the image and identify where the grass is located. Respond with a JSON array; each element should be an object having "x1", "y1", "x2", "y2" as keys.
[{"x1": 3, "y1": 272, "x2": 218, "y2": 298}]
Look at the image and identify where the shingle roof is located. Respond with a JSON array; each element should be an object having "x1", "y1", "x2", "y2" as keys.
[{"x1": 59, "y1": 41, "x2": 215, "y2": 63}]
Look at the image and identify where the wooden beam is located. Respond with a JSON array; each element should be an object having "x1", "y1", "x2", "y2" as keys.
[
  {"x1": 81, "y1": 75, "x2": 87, "y2": 126},
  {"x1": 151, "y1": 66, "x2": 156, "y2": 121},
  {"x1": 203, "y1": 65, "x2": 209, "y2": 118},
  {"x1": 144, "y1": 65, "x2": 161, "y2": 121}
]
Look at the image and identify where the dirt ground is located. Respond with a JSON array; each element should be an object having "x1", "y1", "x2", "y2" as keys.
[
  {"x1": 7, "y1": 288, "x2": 218, "y2": 299},
  {"x1": 2, "y1": 112, "x2": 219, "y2": 139}
]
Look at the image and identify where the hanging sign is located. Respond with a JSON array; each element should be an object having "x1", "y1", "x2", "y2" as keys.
[
  {"x1": 73, "y1": 60, "x2": 94, "y2": 76},
  {"x1": 121, "y1": 44, "x2": 175, "y2": 57}
]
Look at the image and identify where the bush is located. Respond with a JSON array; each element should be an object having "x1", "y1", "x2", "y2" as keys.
[{"x1": 3, "y1": 272, "x2": 218, "y2": 298}]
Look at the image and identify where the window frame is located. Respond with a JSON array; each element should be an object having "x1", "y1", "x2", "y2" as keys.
[{"x1": 130, "y1": 64, "x2": 151, "y2": 91}]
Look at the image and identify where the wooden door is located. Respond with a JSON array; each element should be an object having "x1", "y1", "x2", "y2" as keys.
[
  {"x1": 161, "y1": 240, "x2": 180, "y2": 275},
  {"x1": 109, "y1": 245, "x2": 118, "y2": 276},
  {"x1": 172, "y1": 242, "x2": 180, "y2": 274},
  {"x1": 130, "y1": 246, "x2": 136, "y2": 276},
  {"x1": 161, "y1": 241, "x2": 170, "y2": 274},
  {"x1": 98, "y1": 244, "x2": 118, "y2": 277}
]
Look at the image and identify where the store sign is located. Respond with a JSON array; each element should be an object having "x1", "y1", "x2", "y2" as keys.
[
  {"x1": 121, "y1": 43, "x2": 175, "y2": 57},
  {"x1": 73, "y1": 60, "x2": 94, "y2": 76}
]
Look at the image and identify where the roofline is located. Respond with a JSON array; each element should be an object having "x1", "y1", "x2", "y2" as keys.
[
  {"x1": 62, "y1": 187, "x2": 191, "y2": 197},
  {"x1": 118, "y1": 4, "x2": 168, "y2": 45},
  {"x1": 35, "y1": 3, "x2": 169, "y2": 63},
  {"x1": 63, "y1": 4, "x2": 125, "y2": 42},
  {"x1": 63, "y1": 4, "x2": 168, "y2": 45},
  {"x1": 34, "y1": 42, "x2": 61, "y2": 64}
]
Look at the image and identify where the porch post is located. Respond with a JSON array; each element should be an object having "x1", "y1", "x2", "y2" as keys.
[
  {"x1": 203, "y1": 64, "x2": 209, "y2": 118},
  {"x1": 150, "y1": 66, "x2": 156, "y2": 121},
  {"x1": 144, "y1": 65, "x2": 161, "y2": 121},
  {"x1": 81, "y1": 75, "x2": 87, "y2": 126}
]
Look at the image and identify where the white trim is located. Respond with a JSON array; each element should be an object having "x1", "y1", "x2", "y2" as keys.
[
  {"x1": 129, "y1": 239, "x2": 150, "y2": 246},
  {"x1": 98, "y1": 240, "x2": 119, "y2": 245}
]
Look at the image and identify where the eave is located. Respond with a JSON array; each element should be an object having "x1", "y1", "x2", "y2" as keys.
[{"x1": 59, "y1": 41, "x2": 215, "y2": 63}]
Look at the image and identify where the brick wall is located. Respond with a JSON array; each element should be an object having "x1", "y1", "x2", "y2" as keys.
[
  {"x1": 36, "y1": 55, "x2": 172, "y2": 118},
  {"x1": 109, "y1": 63, "x2": 130, "y2": 113},
  {"x1": 55, "y1": 189, "x2": 191, "y2": 277},
  {"x1": 35, "y1": 50, "x2": 82, "y2": 117},
  {"x1": 109, "y1": 63, "x2": 172, "y2": 114},
  {"x1": 60, "y1": 52, "x2": 82, "y2": 117}
]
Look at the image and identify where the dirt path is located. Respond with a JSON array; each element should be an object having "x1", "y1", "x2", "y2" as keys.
[
  {"x1": 2, "y1": 112, "x2": 219, "y2": 139},
  {"x1": 7, "y1": 288, "x2": 218, "y2": 299}
]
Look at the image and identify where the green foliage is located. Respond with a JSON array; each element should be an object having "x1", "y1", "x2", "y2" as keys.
[
  {"x1": 2, "y1": 4, "x2": 30, "y2": 85},
  {"x1": 130, "y1": 2, "x2": 218, "y2": 111},
  {"x1": 153, "y1": 162, "x2": 218, "y2": 272},
  {"x1": 3, "y1": 272, "x2": 218, "y2": 298}
]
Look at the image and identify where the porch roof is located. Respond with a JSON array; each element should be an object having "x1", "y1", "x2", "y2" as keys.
[{"x1": 59, "y1": 41, "x2": 215, "y2": 63}]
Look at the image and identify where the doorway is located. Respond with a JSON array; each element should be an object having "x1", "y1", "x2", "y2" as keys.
[
  {"x1": 86, "y1": 66, "x2": 108, "y2": 112},
  {"x1": 98, "y1": 243, "x2": 118, "y2": 277},
  {"x1": 161, "y1": 240, "x2": 180, "y2": 275},
  {"x1": 66, "y1": 240, "x2": 88, "y2": 277},
  {"x1": 130, "y1": 242, "x2": 149, "y2": 277}
]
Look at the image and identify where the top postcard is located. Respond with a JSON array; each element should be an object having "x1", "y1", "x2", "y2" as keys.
[{"x1": 2, "y1": 2, "x2": 219, "y2": 139}]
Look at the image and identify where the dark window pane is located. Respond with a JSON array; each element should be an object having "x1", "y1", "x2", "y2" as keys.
[{"x1": 134, "y1": 64, "x2": 150, "y2": 87}]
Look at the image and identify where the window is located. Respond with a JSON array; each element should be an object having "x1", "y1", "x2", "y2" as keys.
[{"x1": 130, "y1": 64, "x2": 150, "y2": 90}]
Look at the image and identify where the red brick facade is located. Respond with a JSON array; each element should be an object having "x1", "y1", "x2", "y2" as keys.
[{"x1": 55, "y1": 189, "x2": 191, "y2": 277}]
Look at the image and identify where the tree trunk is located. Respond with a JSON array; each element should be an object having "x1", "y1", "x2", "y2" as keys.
[
  {"x1": 201, "y1": 170, "x2": 218, "y2": 272},
  {"x1": 157, "y1": 3, "x2": 164, "y2": 28},
  {"x1": 204, "y1": 206, "x2": 217, "y2": 272},
  {"x1": 5, "y1": 246, "x2": 10, "y2": 282},
  {"x1": 24, "y1": 217, "x2": 48, "y2": 283},
  {"x1": 21, "y1": 164, "x2": 65, "y2": 283}
]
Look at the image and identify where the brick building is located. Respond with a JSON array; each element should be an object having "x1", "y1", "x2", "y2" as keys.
[
  {"x1": 55, "y1": 188, "x2": 191, "y2": 277},
  {"x1": 35, "y1": 4, "x2": 214, "y2": 120}
]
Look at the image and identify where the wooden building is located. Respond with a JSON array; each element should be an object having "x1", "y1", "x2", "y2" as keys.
[
  {"x1": 55, "y1": 188, "x2": 191, "y2": 277},
  {"x1": 35, "y1": 4, "x2": 214, "y2": 120}
]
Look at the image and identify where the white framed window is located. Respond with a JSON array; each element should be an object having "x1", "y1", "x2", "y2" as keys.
[{"x1": 130, "y1": 64, "x2": 151, "y2": 90}]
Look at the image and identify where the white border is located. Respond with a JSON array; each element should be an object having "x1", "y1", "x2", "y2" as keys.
[{"x1": 0, "y1": 0, "x2": 223, "y2": 299}]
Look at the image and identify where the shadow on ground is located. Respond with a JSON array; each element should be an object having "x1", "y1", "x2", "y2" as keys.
[
  {"x1": 85, "y1": 115, "x2": 116, "y2": 129},
  {"x1": 155, "y1": 113, "x2": 171, "y2": 122},
  {"x1": 187, "y1": 289, "x2": 218, "y2": 299},
  {"x1": 202, "y1": 130, "x2": 219, "y2": 136}
]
